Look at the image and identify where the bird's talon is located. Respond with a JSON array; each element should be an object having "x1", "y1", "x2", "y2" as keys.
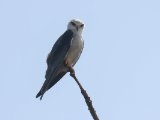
[{"x1": 70, "y1": 72, "x2": 75, "y2": 76}]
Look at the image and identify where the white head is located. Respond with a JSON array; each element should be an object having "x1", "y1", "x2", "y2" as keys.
[{"x1": 67, "y1": 19, "x2": 84, "y2": 35}]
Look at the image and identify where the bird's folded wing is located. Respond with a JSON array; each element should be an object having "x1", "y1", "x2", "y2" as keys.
[
  {"x1": 42, "y1": 30, "x2": 73, "y2": 92},
  {"x1": 45, "y1": 30, "x2": 73, "y2": 79}
]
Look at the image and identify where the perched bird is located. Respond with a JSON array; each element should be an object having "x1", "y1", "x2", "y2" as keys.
[{"x1": 36, "y1": 19, "x2": 84, "y2": 100}]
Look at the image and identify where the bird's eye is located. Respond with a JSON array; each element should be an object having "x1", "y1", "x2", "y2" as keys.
[
  {"x1": 71, "y1": 22, "x2": 76, "y2": 26},
  {"x1": 80, "y1": 24, "x2": 84, "y2": 27}
]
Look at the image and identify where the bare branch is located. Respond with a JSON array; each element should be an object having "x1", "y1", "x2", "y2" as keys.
[{"x1": 70, "y1": 73, "x2": 100, "y2": 120}]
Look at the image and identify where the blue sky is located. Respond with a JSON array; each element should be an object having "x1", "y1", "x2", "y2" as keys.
[{"x1": 0, "y1": 0, "x2": 160, "y2": 120}]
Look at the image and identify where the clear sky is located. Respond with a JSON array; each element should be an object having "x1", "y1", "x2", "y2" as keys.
[{"x1": 0, "y1": 0, "x2": 160, "y2": 120}]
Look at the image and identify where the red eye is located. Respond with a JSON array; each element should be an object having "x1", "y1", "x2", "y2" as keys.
[{"x1": 71, "y1": 22, "x2": 76, "y2": 26}]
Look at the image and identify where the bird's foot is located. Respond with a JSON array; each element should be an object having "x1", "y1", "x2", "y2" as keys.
[
  {"x1": 68, "y1": 66, "x2": 75, "y2": 76},
  {"x1": 64, "y1": 60, "x2": 75, "y2": 76},
  {"x1": 70, "y1": 71, "x2": 75, "y2": 77},
  {"x1": 69, "y1": 67, "x2": 75, "y2": 76}
]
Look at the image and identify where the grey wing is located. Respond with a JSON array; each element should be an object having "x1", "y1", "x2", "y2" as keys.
[
  {"x1": 46, "y1": 30, "x2": 73, "y2": 76},
  {"x1": 36, "y1": 30, "x2": 73, "y2": 99}
]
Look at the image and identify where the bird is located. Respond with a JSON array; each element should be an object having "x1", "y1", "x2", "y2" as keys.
[{"x1": 36, "y1": 19, "x2": 84, "y2": 100}]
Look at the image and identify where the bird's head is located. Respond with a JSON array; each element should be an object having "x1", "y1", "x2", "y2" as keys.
[{"x1": 67, "y1": 19, "x2": 84, "y2": 34}]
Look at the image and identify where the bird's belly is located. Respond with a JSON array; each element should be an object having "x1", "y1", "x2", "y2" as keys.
[{"x1": 66, "y1": 38, "x2": 83, "y2": 66}]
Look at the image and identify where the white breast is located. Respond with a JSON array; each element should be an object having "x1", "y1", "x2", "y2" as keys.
[{"x1": 66, "y1": 35, "x2": 83, "y2": 66}]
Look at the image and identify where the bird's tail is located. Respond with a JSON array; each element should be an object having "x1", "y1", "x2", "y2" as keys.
[
  {"x1": 36, "y1": 91, "x2": 41, "y2": 98},
  {"x1": 36, "y1": 90, "x2": 44, "y2": 100},
  {"x1": 36, "y1": 72, "x2": 66, "y2": 100}
]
